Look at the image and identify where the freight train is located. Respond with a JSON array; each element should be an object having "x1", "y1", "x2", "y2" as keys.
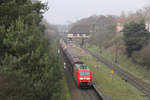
[{"x1": 60, "y1": 40, "x2": 92, "y2": 88}]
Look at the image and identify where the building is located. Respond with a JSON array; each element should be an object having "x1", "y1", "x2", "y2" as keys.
[
  {"x1": 146, "y1": 22, "x2": 150, "y2": 32},
  {"x1": 67, "y1": 25, "x2": 91, "y2": 44},
  {"x1": 116, "y1": 23, "x2": 124, "y2": 32}
]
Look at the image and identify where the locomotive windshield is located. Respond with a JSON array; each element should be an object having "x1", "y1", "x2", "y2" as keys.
[{"x1": 80, "y1": 72, "x2": 90, "y2": 76}]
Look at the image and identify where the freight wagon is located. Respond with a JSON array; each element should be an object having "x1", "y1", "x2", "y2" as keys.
[{"x1": 60, "y1": 40, "x2": 92, "y2": 88}]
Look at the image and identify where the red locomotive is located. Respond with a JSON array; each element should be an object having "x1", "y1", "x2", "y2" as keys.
[{"x1": 60, "y1": 40, "x2": 92, "y2": 88}]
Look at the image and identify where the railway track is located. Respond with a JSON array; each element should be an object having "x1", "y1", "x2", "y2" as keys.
[
  {"x1": 60, "y1": 48, "x2": 102, "y2": 100},
  {"x1": 83, "y1": 48, "x2": 150, "y2": 98},
  {"x1": 80, "y1": 88, "x2": 101, "y2": 100}
]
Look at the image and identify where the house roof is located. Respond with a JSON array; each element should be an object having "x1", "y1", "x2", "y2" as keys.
[{"x1": 69, "y1": 25, "x2": 91, "y2": 34}]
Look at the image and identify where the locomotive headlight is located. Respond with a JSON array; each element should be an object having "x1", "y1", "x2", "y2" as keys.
[
  {"x1": 85, "y1": 78, "x2": 90, "y2": 80},
  {"x1": 80, "y1": 77, "x2": 84, "y2": 80}
]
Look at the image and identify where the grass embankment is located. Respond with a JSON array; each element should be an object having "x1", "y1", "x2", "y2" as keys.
[
  {"x1": 85, "y1": 44, "x2": 150, "y2": 84},
  {"x1": 62, "y1": 76, "x2": 71, "y2": 100},
  {"x1": 60, "y1": 55, "x2": 71, "y2": 100},
  {"x1": 81, "y1": 56, "x2": 149, "y2": 100}
]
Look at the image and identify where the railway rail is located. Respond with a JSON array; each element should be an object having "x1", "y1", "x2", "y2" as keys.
[
  {"x1": 60, "y1": 47, "x2": 103, "y2": 100},
  {"x1": 80, "y1": 88, "x2": 100, "y2": 100},
  {"x1": 83, "y1": 48, "x2": 150, "y2": 98}
]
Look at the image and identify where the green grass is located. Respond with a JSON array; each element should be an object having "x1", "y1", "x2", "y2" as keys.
[
  {"x1": 60, "y1": 55, "x2": 71, "y2": 100},
  {"x1": 62, "y1": 77, "x2": 71, "y2": 100},
  {"x1": 81, "y1": 56, "x2": 149, "y2": 100},
  {"x1": 85, "y1": 44, "x2": 150, "y2": 84}
]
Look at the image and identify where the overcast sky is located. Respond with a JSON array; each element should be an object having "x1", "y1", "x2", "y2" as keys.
[{"x1": 41, "y1": 0, "x2": 150, "y2": 25}]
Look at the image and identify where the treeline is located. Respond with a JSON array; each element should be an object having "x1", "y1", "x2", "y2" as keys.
[
  {"x1": 70, "y1": 5, "x2": 150, "y2": 67},
  {"x1": 0, "y1": 0, "x2": 64, "y2": 100},
  {"x1": 121, "y1": 7, "x2": 150, "y2": 67},
  {"x1": 71, "y1": 15, "x2": 117, "y2": 47}
]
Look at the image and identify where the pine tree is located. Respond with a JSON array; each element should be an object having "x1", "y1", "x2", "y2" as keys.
[
  {"x1": 123, "y1": 20, "x2": 150, "y2": 57},
  {"x1": 0, "y1": 0, "x2": 64, "y2": 100}
]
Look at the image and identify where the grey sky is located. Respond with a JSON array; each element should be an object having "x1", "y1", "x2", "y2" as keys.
[{"x1": 41, "y1": 0, "x2": 150, "y2": 25}]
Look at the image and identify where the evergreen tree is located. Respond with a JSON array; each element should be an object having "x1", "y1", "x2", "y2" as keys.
[
  {"x1": 123, "y1": 20, "x2": 150, "y2": 57},
  {"x1": 0, "y1": 0, "x2": 64, "y2": 100},
  {"x1": 0, "y1": 0, "x2": 47, "y2": 27}
]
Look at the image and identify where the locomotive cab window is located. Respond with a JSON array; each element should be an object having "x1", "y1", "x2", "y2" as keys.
[{"x1": 80, "y1": 72, "x2": 90, "y2": 76}]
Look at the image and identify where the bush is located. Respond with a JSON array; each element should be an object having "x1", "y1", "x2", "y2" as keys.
[{"x1": 132, "y1": 43, "x2": 150, "y2": 68}]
